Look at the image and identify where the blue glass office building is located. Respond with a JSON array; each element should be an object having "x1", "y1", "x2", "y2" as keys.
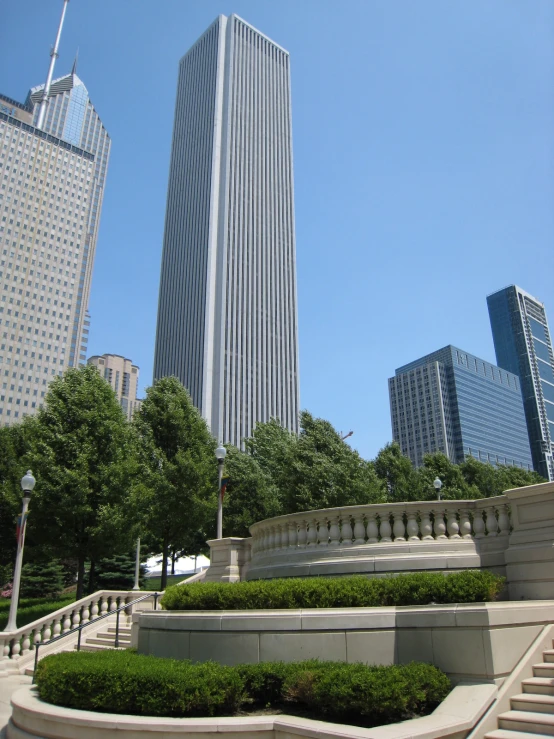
[
  {"x1": 487, "y1": 286, "x2": 554, "y2": 481},
  {"x1": 389, "y1": 345, "x2": 533, "y2": 469}
]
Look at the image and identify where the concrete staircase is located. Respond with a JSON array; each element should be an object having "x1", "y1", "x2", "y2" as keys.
[
  {"x1": 77, "y1": 624, "x2": 132, "y2": 652},
  {"x1": 486, "y1": 645, "x2": 554, "y2": 738}
]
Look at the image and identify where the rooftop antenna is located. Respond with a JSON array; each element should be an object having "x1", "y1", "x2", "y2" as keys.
[
  {"x1": 36, "y1": 0, "x2": 70, "y2": 130},
  {"x1": 72, "y1": 47, "x2": 79, "y2": 75}
]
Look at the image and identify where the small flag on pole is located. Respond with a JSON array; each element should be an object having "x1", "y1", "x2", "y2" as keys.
[
  {"x1": 15, "y1": 512, "x2": 28, "y2": 547},
  {"x1": 220, "y1": 477, "x2": 230, "y2": 502}
]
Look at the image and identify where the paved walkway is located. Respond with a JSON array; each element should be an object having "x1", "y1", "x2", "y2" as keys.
[{"x1": 0, "y1": 674, "x2": 32, "y2": 738}]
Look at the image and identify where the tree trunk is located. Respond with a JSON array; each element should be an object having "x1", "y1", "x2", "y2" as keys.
[
  {"x1": 161, "y1": 537, "x2": 169, "y2": 591},
  {"x1": 86, "y1": 560, "x2": 96, "y2": 595},
  {"x1": 76, "y1": 558, "x2": 86, "y2": 600},
  {"x1": 171, "y1": 549, "x2": 176, "y2": 575}
]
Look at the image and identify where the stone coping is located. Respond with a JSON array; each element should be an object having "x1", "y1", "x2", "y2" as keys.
[
  {"x1": 7, "y1": 683, "x2": 497, "y2": 739},
  {"x1": 137, "y1": 600, "x2": 554, "y2": 632}
]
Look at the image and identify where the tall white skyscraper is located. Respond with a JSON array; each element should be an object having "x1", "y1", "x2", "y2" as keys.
[{"x1": 154, "y1": 15, "x2": 300, "y2": 447}]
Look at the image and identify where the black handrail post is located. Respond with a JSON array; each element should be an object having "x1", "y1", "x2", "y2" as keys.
[
  {"x1": 115, "y1": 607, "x2": 120, "y2": 649},
  {"x1": 77, "y1": 625, "x2": 82, "y2": 652},
  {"x1": 154, "y1": 592, "x2": 158, "y2": 611},
  {"x1": 32, "y1": 644, "x2": 39, "y2": 684}
]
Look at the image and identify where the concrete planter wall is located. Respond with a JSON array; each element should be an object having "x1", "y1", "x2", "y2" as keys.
[
  {"x1": 6, "y1": 683, "x2": 497, "y2": 739},
  {"x1": 134, "y1": 601, "x2": 554, "y2": 686}
]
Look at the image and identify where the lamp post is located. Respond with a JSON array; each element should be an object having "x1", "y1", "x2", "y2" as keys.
[
  {"x1": 433, "y1": 477, "x2": 442, "y2": 501},
  {"x1": 132, "y1": 537, "x2": 141, "y2": 591},
  {"x1": 215, "y1": 445, "x2": 227, "y2": 539},
  {"x1": 4, "y1": 470, "x2": 36, "y2": 632}
]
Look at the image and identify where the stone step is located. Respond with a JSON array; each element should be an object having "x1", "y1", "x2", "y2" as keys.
[
  {"x1": 512, "y1": 694, "x2": 554, "y2": 715},
  {"x1": 498, "y1": 710, "x2": 554, "y2": 735},
  {"x1": 84, "y1": 636, "x2": 131, "y2": 648},
  {"x1": 104, "y1": 627, "x2": 131, "y2": 636},
  {"x1": 524, "y1": 679, "x2": 554, "y2": 696},
  {"x1": 534, "y1": 665, "x2": 554, "y2": 679},
  {"x1": 485, "y1": 730, "x2": 554, "y2": 739},
  {"x1": 77, "y1": 644, "x2": 127, "y2": 652},
  {"x1": 543, "y1": 651, "x2": 554, "y2": 664}
]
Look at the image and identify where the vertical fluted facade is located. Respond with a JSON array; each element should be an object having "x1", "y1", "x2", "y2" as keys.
[{"x1": 154, "y1": 15, "x2": 300, "y2": 447}]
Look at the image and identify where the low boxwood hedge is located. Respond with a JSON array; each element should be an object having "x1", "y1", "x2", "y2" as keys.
[
  {"x1": 161, "y1": 570, "x2": 504, "y2": 611},
  {"x1": 0, "y1": 597, "x2": 75, "y2": 631},
  {"x1": 35, "y1": 651, "x2": 451, "y2": 727}
]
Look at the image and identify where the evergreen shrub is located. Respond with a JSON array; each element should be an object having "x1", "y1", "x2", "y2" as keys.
[
  {"x1": 161, "y1": 570, "x2": 504, "y2": 611},
  {"x1": 0, "y1": 597, "x2": 74, "y2": 631},
  {"x1": 20, "y1": 560, "x2": 64, "y2": 599},
  {"x1": 35, "y1": 651, "x2": 451, "y2": 726}
]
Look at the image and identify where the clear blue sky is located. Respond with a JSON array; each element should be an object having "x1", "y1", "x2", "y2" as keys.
[{"x1": 1, "y1": 1, "x2": 553, "y2": 460}]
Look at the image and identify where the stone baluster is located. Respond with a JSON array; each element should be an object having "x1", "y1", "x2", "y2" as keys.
[
  {"x1": 459, "y1": 509, "x2": 472, "y2": 539},
  {"x1": 10, "y1": 638, "x2": 21, "y2": 661},
  {"x1": 21, "y1": 630, "x2": 31, "y2": 656},
  {"x1": 306, "y1": 519, "x2": 318, "y2": 546},
  {"x1": 446, "y1": 510, "x2": 460, "y2": 539},
  {"x1": 32, "y1": 627, "x2": 42, "y2": 650},
  {"x1": 288, "y1": 522, "x2": 298, "y2": 548},
  {"x1": 42, "y1": 619, "x2": 52, "y2": 643},
  {"x1": 379, "y1": 513, "x2": 392, "y2": 542},
  {"x1": 352, "y1": 515, "x2": 365, "y2": 545},
  {"x1": 71, "y1": 608, "x2": 81, "y2": 629},
  {"x1": 51, "y1": 618, "x2": 61, "y2": 640},
  {"x1": 392, "y1": 512, "x2": 406, "y2": 542},
  {"x1": 433, "y1": 510, "x2": 447, "y2": 539},
  {"x1": 497, "y1": 505, "x2": 510, "y2": 536},
  {"x1": 329, "y1": 517, "x2": 341, "y2": 546},
  {"x1": 341, "y1": 515, "x2": 354, "y2": 545},
  {"x1": 485, "y1": 507, "x2": 499, "y2": 537},
  {"x1": 297, "y1": 521, "x2": 308, "y2": 548},
  {"x1": 472, "y1": 510, "x2": 486, "y2": 538},
  {"x1": 90, "y1": 597, "x2": 100, "y2": 620},
  {"x1": 100, "y1": 597, "x2": 109, "y2": 618},
  {"x1": 278, "y1": 525, "x2": 287, "y2": 549},
  {"x1": 267, "y1": 527, "x2": 275, "y2": 551},
  {"x1": 366, "y1": 513, "x2": 379, "y2": 543},
  {"x1": 318, "y1": 518, "x2": 330, "y2": 546},
  {"x1": 81, "y1": 601, "x2": 90, "y2": 624},
  {"x1": 406, "y1": 511, "x2": 420, "y2": 541},
  {"x1": 272, "y1": 526, "x2": 281, "y2": 550},
  {"x1": 109, "y1": 596, "x2": 118, "y2": 613},
  {"x1": 420, "y1": 509, "x2": 433, "y2": 539},
  {"x1": 62, "y1": 609, "x2": 72, "y2": 633}
]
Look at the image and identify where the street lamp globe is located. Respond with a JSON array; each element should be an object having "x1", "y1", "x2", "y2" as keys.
[
  {"x1": 215, "y1": 445, "x2": 227, "y2": 462},
  {"x1": 21, "y1": 470, "x2": 36, "y2": 497},
  {"x1": 433, "y1": 477, "x2": 442, "y2": 492}
]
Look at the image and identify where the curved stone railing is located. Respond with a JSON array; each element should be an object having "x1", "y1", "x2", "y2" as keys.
[
  {"x1": 249, "y1": 497, "x2": 510, "y2": 556},
  {"x1": 0, "y1": 590, "x2": 160, "y2": 675}
]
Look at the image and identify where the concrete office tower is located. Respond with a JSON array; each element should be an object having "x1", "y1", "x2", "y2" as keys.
[
  {"x1": 154, "y1": 15, "x2": 300, "y2": 447},
  {"x1": 27, "y1": 68, "x2": 111, "y2": 367},
  {"x1": 389, "y1": 345, "x2": 533, "y2": 470},
  {"x1": 88, "y1": 354, "x2": 142, "y2": 420},
  {"x1": 0, "y1": 5, "x2": 110, "y2": 424},
  {"x1": 0, "y1": 109, "x2": 96, "y2": 424},
  {"x1": 488, "y1": 286, "x2": 554, "y2": 481}
]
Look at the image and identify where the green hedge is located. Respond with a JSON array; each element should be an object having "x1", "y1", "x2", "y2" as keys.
[
  {"x1": 35, "y1": 651, "x2": 451, "y2": 726},
  {"x1": 161, "y1": 570, "x2": 504, "y2": 611},
  {"x1": 0, "y1": 597, "x2": 74, "y2": 631}
]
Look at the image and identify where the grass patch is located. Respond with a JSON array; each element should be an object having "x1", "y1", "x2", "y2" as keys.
[
  {"x1": 141, "y1": 574, "x2": 185, "y2": 592},
  {"x1": 35, "y1": 650, "x2": 451, "y2": 727},
  {"x1": 161, "y1": 570, "x2": 505, "y2": 611}
]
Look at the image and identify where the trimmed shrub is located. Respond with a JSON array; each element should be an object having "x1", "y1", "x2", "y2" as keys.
[
  {"x1": 161, "y1": 570, "x2": 504, "y2": 611},
  {"x1": 35, "y1": 651, "x2": 451, "y2": 726},
  {"x1": 0, "y1": 597, "x2": 74, "y2": 631}
]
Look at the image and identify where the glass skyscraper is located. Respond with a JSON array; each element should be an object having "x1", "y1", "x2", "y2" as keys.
[
  {"x1": 488, "y1": 285, "x2": 554, "y2": 481},
  {"x1": 389, "y1": 345, "x2": 533, "y2": 469},
  {"x1": 154, "y1": 15, "x2": 300, "y2": 447}
]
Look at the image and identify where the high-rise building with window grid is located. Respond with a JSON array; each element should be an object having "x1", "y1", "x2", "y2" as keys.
[
  {"x1": 154, "y1": 15, "x2": 300, "y2": 447},
  {"x1": 0, "y1": 62, "x2": 110, "y2": 424},
  {"x1": 488, "y1": 285, "x2": 554, "y2": 481},
  {"x1": 389, "y1": 345, "x2": 533, "y2": 470},
  {"x1": 88, "y1": 353, "x2": 142, "y2": 420}
]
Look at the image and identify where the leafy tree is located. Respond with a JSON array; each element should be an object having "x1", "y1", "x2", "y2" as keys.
[
  {"x1": 416, "y1": 453, "x2": 475, "y2": 500},
  {"x1": 373, "y1": 442, "x2": 418, "y2": 502},
  {"x1": 25, "y1": 365, "x2": 138, "y2": 599},
  {"x1": 91, "y1": 552, "x2": 147, "y2": 591},
  {"x1": 0, "y1": 423, "x2": 33, "y2": 575},
  {"x1": 221, "y1": 445, "x2": 282, "y2": 537},
  {"x1": 133, "y1": 377, "x2": 217, "y2": 591}
]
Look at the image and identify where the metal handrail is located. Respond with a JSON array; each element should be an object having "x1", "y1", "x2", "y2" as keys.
[{"x1": 31, "y1": 591, "x2": 160, "y2": 683}]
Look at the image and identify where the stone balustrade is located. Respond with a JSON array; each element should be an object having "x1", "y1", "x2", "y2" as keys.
[
  {"x1": 0, "y1": 590, "x2": 160, "y2": 676},
  {"x1": 250, "y1": 497, "x2": 510, "y2": 556}
]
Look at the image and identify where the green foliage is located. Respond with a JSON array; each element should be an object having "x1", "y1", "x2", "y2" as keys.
[
  {"x1": 161, "y1": 571, "x2": 505, "y2": 611},
  {"x1": 36, "y1": 651, "x2": 244, "y2": 717},
  {"x1": 373, "y1": 443, "x2": 420, "y2": 502},
  {"x1": 0, "y1": 597, "x2": 74, "y2": 631},
  {"x1": 0, "y1": 424, "x2": 32, "y2": 571},
  {"x1": 35, "y1": 651, "x2": 451, "y2": 727},
  {"x1": 92, "y1": 552, "x2": 147, "y2": 591},
  {"x1": 132, "y1": 377, "x2": 218, "y2": 590},
  {"x1": 24, "y1": 365, "x2": 139, "y2": 598},
  {"x1": 20, "y1": 560, "x2": 64, "y2": 599}
]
